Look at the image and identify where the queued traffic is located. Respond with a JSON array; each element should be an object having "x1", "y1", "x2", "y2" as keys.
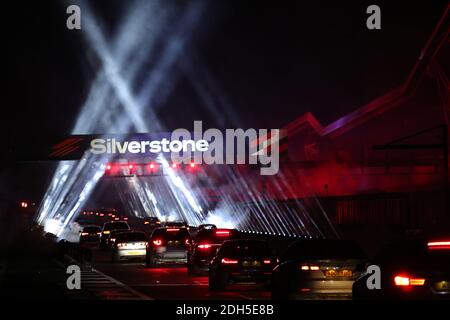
[{"x1": 73, "y1": 209, "x2": 450, "y2": 300}]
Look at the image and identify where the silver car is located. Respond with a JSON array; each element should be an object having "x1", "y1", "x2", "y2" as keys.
[
  {"x1": 146, "y1": 227, "x2": 191, "y2": 267},
  {"x1": 111, "y1": 231, "x2": 148, "y2": 262}
]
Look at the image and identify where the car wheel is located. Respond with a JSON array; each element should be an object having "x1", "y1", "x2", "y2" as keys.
[
  {"x1": 188, "y1": 264, "x2": 201, "y2": 276},
  {"x1": 146, "y1": 254, "x2": 156, "y2": 268},
  {"x1": 111, "y1": 250, "x2": 119, "y2": 263},
  {"x1": 271, "y1": 285, "x2": 289, "y2": 300},
  {"x1": 263, "y1": 279, "x2": 271, "y2": 290},
  {"x1": 270, "y1": 275, "x2": 290, "y2": 300},
  {"x1": 187, "y1": 263, "x2": 194, "y2": 275},
  {"x1": 209, "y1": 271, "x2": 227, "y2": 291}
]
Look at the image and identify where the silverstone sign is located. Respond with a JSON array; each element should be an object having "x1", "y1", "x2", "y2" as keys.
[
  {"x1": 89, "y1": 137, "x2": 209, "y2": 155},
  {"x1": 43, "y1": 122, "x2": 285, "y2": 175}
]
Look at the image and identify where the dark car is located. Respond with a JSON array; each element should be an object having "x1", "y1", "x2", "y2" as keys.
[
  {"x1": 271, "y1": 239, "x2": 367, "y2": 300},
  {"x1": 111, "y1": 231, "x2": 148, "y2": 262},
  {"x1": 208, "y1": 239, "x2": 276, "y2": 291},
  {"x1": 112, "y1": 215, "x2": 129, "y2": 222},
  {"x1": 187, "y1": 228, "x2": 240, "y2": 275},
  {"x1": 108, "y1": 229, "x2": 133, "y2": 248},
  {"x1": 143, "y1": 217, "x2": 161, "y2": 228},
  {"x1": 162, "y1": 221, "x2": 189, "y2": 229},
  {"x1": 100, "y1": 221, "x2": 130, "y2": 248},
  {"x1": 352, "y1": 237, "x2": 450, "y2": 300},
  {"x1": 197, "y1": 224, "x2": 217, "y2": 231},
  {"x1": 146, "y1": 227, "x2": 191, "y2": 267},
  {"x1": 79, "y1": 225, "x2": 102, "y2": 245}
]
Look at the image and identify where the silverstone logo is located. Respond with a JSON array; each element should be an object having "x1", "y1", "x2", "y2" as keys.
[{"x1": 89, "y1": 121, "x2": 281, "y2": 175}]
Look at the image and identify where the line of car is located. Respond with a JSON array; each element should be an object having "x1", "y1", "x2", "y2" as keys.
[{"x1": 78, "y1": 219, "x2": 450, "y2": 300}]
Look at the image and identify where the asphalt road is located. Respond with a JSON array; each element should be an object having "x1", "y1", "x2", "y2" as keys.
[{"x1": 90, "y1": 248, "x2": 271, "y2": 300}]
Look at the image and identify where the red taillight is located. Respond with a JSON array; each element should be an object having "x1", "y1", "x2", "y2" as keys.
[
  {"x1": 153, "y1": 239, "x2": 162, "y2": 246},
  {"x1": 427, "y1": 241, "x2": 450, "y2": 250},
  {"x1": 106, "y1": 164, "x2": 111, "y2": 170},
  {"x1": 185, "y1": 239, "x2": 190, "y2": 245},
  {"x1": 394, "y1": 275, "x2": 425, "y2": 286},
  {"x1": 215, "y1": 229, "x2": 230, "y2": 237},
  {"x1": 190, "y1": 162, "x2": 196, "y2": 168},
  {"x1": 263, "y1": 259, "x2": 271, "y2": 264},
  {"x1": 144, "y1": 221, "x2": 150, "y2": 225},
  {"x1": 221, "y1": 258, "x2": 238, "y2": 264},
  {"x1": 166, "y1": 228, "x2": 180, "y2": 232},
  {"x1": 198, "y1": 243, "x2": 212, "y2": 249}
]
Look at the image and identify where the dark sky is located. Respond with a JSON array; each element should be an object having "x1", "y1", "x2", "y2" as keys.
[
  {"x1": 1, "y1": 0, "x2": 448, "y2": 202},
  {"x1": 4, "y1": 1, "x2": 448, "y2": 133}
]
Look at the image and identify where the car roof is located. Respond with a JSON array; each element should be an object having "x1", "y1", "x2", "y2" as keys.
[
  {"x1": 152, "y1": 227, "x2": 190, "y2": 234},
  {"x1": 104, "y1": 221, "x2": 129, "y2": 226},
  {"x1": 222, "y1": 239, "x2": 268, "y2": 245},
  {"x1": 196, "y1": 228, "x2": 237, "y2": 235},
  {"x1": 154, "y1": 226, "x2": 188, "y2": 231},
  {"x1": 82, "y1": 225, "x2": 101, "y2": 229},
  {"x1": 116, "y1": 231, "x2": 148, "y2": 240},
  {"x1": 111, "y1": 229, "x2": 132, "y2": 233},
  {"x1": 121, "y1": 231, "x2": 145, "y2": 235}
]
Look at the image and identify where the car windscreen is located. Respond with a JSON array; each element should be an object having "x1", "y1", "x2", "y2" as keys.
[
  {"x1": 152, "y1": 228, "x2": 190, "y2": 240},
  {"x1": 104, "y1": 222, "x2": 129, "y2": 231},
  {"x1": 83, "y1": 226, "x2": 101, "y2": 233},
  {"x1": 195, "y1": 229, "x2": 240, "y2": 244},
  {"x1": 219, "y1": 241, "x2": 271, "y2": 257},
  {"x1": 111, "y1": 229, "x2": 130, "y2": 236},
  {"x1": 283, "y1": 240, "x2": 366, "y2": 261},
  {"x1": 199, "y1": 224, "x2": 216, "y2": 230},
  {"x1": 165, "y1": 222, "x2": 186, "y2": 227},
  {"x1": 116, "y1": 232, "x2": 147, "y2": 242}
]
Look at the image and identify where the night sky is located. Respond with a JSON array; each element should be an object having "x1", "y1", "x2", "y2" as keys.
[{"x1": 1, "y1": 0, "x2": 448, "y2": 204}]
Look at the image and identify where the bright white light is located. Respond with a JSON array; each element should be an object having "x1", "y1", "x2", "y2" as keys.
[
  {"x1": 169, "y1": 213, "x2": 178, "y2": 222},
  {"x1": 204, "y1": 211, "x2": 236, "y2": 229},
  {"x1": 44, "y1": 218, "x2": 63, "y2": 235}
]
